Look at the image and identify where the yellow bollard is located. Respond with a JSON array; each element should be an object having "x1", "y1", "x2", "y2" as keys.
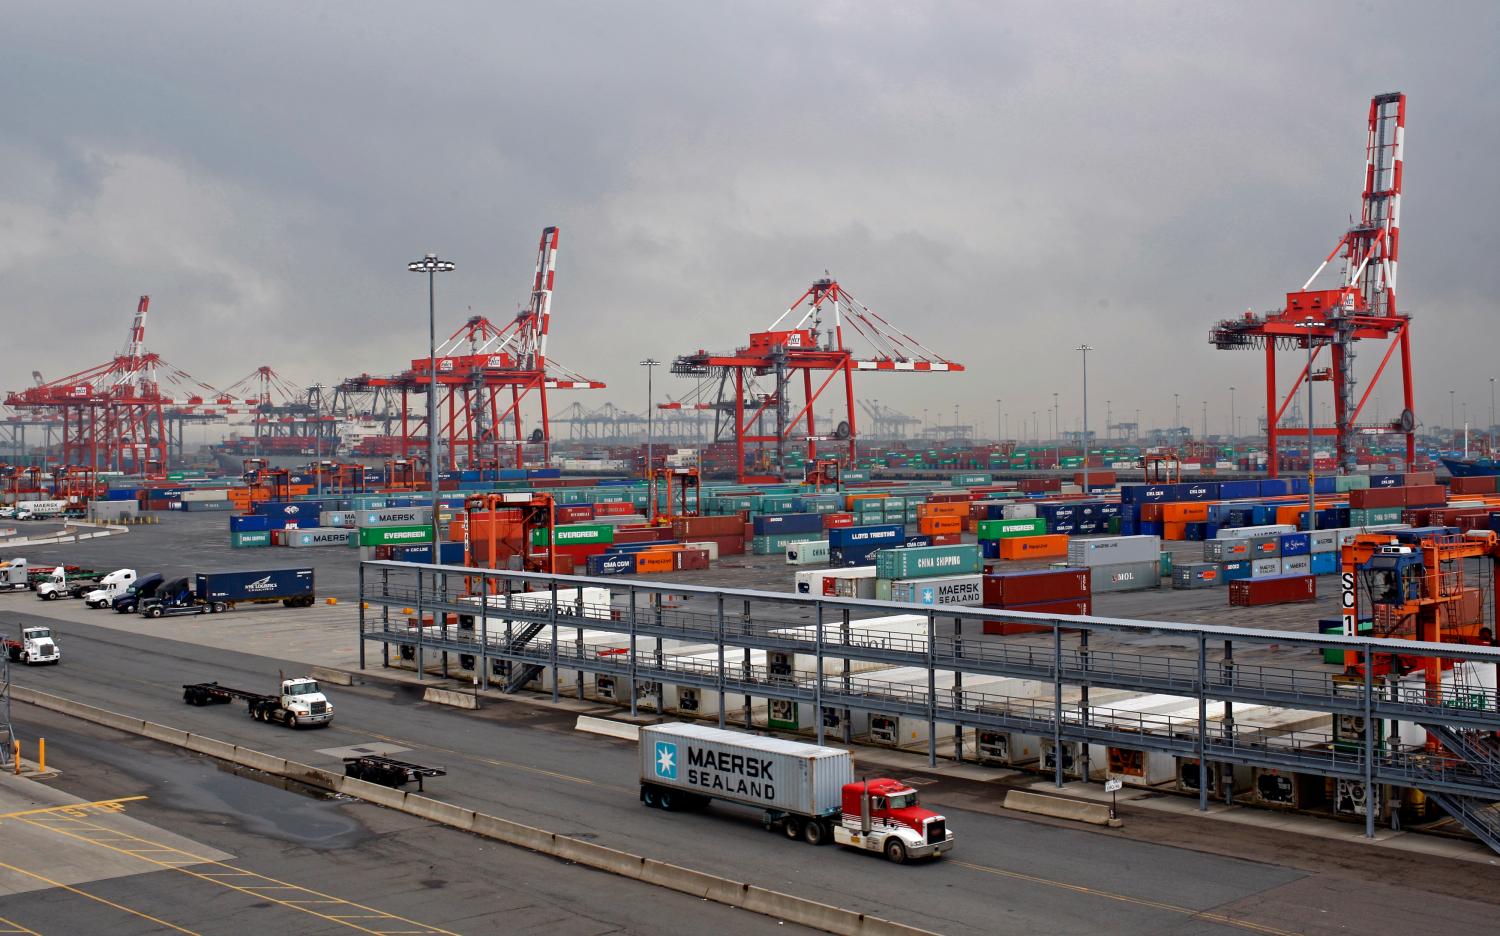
[
  {"x1": 12, "y1": 740, "x2": 18, "y2": 775},
  {"x1": 326, "y1": 597, "x2": 338, "y2": 605},
  {"x1": 37, "y1": 739, "x2": 44, "y2": 773}
]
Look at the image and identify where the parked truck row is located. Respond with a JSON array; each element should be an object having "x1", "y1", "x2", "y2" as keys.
[{"x1": 0, "y1": 563, "x2": 318, "y2": 615}]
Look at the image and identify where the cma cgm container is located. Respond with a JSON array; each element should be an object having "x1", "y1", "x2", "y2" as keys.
[
  {"x1": 1229, "y1": 574, "x2": 1317, "y2": 606},
  {"x1": 1066, "y1": 536, "x2": 1161, "y2": 567}
]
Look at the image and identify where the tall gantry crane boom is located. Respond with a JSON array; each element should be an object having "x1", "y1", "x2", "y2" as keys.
[
  {"x1": 663, "y1": 277, "x2": 963, "y2": 482},
  {"x1": 1210, "y1": 93, "x2": 1415, "y2": 475},
  {"x1": 337, "y1": 226, "x2": 604, "y2": 470}
]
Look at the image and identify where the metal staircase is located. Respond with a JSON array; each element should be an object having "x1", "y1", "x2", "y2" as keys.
[
  {"x1": 1415, "y1": 719, "x2": 1500, "y2": 854},
  {"x1": 1424, "y1": 791, "x2": 1500, "y2": 854},
  {"x1": 502, "y1": 620, "x2": 550, "y2": 693}
]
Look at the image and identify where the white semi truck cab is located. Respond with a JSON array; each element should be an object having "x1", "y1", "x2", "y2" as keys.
[
  {"x1": 5, "y1": 626, "x2": 60, "y2": 665},
  {"x1": 83, "y1": 569, "x2": 138, "y2": 608},
  {"x1": 182, "y1": 676, "x2": 334, "y2": 728}
]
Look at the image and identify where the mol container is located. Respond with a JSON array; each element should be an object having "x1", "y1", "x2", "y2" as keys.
[
  {"x1": 1066, "y1": 535, "x2": 1161, "y2": 567},
  {"x1": 1089, "y1": 561, "x2": 1161, "y2": 593}
]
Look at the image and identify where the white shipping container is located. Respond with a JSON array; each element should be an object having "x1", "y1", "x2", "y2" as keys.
[
  {"x1": 1217, "y1": 524, "x2": 1297, "y2": 540},
  {"x1": 684, "y1": 540, "x2": 720, "y2": 561},
  {"x1": 1309, "y1": 530, "x2": 1339, "y2": 553},
  {"x1": 888, "y1": 575, "x2": 983, "y2": 608},
  {"x1": 639, "y1": 723, "x2": 851, "y2": 816},
  {"x1": 786, "y1": 540, "x2": 831, "y2": 565},
  {"x1": 1067, "y1": 535, "x2": 1161, "y2": 567},
  {"x1": 793, "y1": 567, "x2": 878, "y2": 598},
  {"x1": 1002, "y1": 503, "x2": 1038, "y2": 520},
  {"x1": 1251, "y1": 557, "x2": 1283, "y2": 577},
  {"x1": 1282, "y1": 555, "x2": 1312, "y2": 575}
]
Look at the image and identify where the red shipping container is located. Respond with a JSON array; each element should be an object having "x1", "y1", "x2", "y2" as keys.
[
  {"x1": 595, "y1": 502, "x2": 636, "y2": 516},
  {"x1": 1405, "y1": 471, "x2": 1437, "y2": 486},
  {"x1": 929, "y1": 533, "x2": 962, "y2": 546},
  {"x1": 673, "y1": 548, "x2": 711, "y2": 571},
  {"x1": 983, "y1": 568, "x2": 1091, "y2": 606},
  {"x1": 555, "y1": 505, "x2": 596, "y2": 523},
  {"x1": 614, "y1": 527, "x2": 675, "y2": 544},
  {"x1": 1449, "y1": 476, "x2": 1498, "y2": 496},
  {"x1": 982, "y1": 598, "x2": 1092, "y2": 635},
  {"x1": 1228, "y1": 575, "x2": 1317, "y2": 606},
  {"x1": 1019, "y1": 478, "x2": 1062, "y2": 493},
  {"x1": 552, "y1": 543, "x2": 608, "y2": 565},
  {"x1": 552, "y1": 554, "x2": 576, "y2": 576},
  {"x1": 823, "y1": 512, "x2": 855, "y2": 529},
  {"x1": 671, "y1": 515, "x2": 742, "y2": 537},
  {"x1": 1350, "y1": 487, "x2": 1406, "y2": 509},
  {"x1": 1074, "y1": 470, "x2": 1116, "y2": 487},
  {"x1": 1403, "y1": 485, "x2": 1446, "y2": 508}
]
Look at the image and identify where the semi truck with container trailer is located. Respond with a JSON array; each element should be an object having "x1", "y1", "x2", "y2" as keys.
[
  {"x1": 181, "y1": 676, "x2": 333, "y2": 728},
  {"x1": 112, "y1": 573, "x2": 163, "y2": 613},
  {"x1": 638, "y1": 723, "x2": 953, "y2": 863},
  {"x1": 11, "y1": 500, "x2": 70, "y2": 520},
  {"x1": 4, "y1": 626, "x2": 60, "y2": 665},
  {"x1": 140, "y1": 569, "x2": 315, "y2": 617},
  {"x1": 0, "y1": 560, "x2": 30, "y2": 592}
]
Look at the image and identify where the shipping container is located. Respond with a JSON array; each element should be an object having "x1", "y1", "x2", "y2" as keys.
[
  {"x1": 1204, "y1": 538, "x2": 1251, "y2": 562},
  {"x1": 1173, "y1": 563, "x2": 1223, "y2": 589},
  {"x1": 1089, "y1": 561, "x2": 1161, "y2": 593},
  {"x1": 874, "y1": 544, "x2": 982, "y2": 580},
  {"x1": 976, "y1": 518, "x2": 1046, "y2": 540},
  {"x1": 357, "y1": 524, "x2": 434, "y2": 547},
  {"x1": 1281, "y1": 555, "x2": 1312, "y2": 575},
  {"x1": 638, "y1": 723, "x2": 850, "y2": 817},
  {"x1": 283, "y1": 529, "x2": 355, "y2": 547},
  {"x1": 530, "y1": 524, "x2": 616, "y2": 547},
  {"x1": 1251, "y1": 557, "x2": 1283, "y2": 577},
  {"x1": 785, "y1": 540, "x2": 831, "y2": 565},
  {"x1": 1066, "y1": 535, "x2": 1161, "y2": 567},
  {"x1": 996, "y1": 535, "x2": 1069, "y2": 560},
  {"x1": 984, "y1": 567, "x2": 1091, "y2": 606},
  {"x1": 885, "y1": 574, "x2": 983, "y2": 607},
  {"x1": 1229, "y1": 574, "x2": 1317, "y2": 606}
]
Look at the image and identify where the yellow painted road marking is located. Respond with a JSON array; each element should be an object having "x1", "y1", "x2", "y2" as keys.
[
  {"x1": 952, "y1": 860, "x2": 1300, "y2": 936},
  {"x1": 0, "y1": 914, "x2": 40, "y2": 935},
  {"x1": 20, "y1": 811, "x2": 459, "y2": 936},
  {"x1": 0, "y1": 857, "x2": 199, "y2": 935},
  {"x1": 0, "y1": 796, "x2": 146, "y2": 821}
]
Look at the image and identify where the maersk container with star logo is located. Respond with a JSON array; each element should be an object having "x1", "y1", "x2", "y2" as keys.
[
  {"x1": 876, "y1": 574, "x2": 983, "y2": 607},
  {"x1": 639, "y1": 723, "x2": 850, "y2": 817}
]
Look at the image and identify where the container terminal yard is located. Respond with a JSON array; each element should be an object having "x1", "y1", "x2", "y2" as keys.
[{"x1": 5, "y1": 6, "x2": 1500, "y2": 934}]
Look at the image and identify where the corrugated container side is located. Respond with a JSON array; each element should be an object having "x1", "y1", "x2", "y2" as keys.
[{"x1": 638, "y1": 723, "x2": 851, "y2": 815}]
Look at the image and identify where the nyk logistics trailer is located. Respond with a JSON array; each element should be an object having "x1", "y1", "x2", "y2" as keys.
[
  {"x1": 637, "y1": 723, "x2": 954, "y2": 862},
  {"x1": 196, "y1": 568, "x2": 316, "y2": 608}
]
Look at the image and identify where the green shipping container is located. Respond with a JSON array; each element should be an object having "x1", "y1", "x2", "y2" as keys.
[
  {"x1": 874, "y1": 544, "x2": 982, "y2": 580},
  {"x1": 1158, "y1": 550, "x2": 1173, "y2": 576},
  {"x1": 230, "y1": 531, "x2": 270, "y2": 548},
  {"x1": 1335, "y1": 474, "x2": 1370, "y2": 492},
  {"x1": 1320, "y1": 619, "x2": 1373, "y2": 664},
  {"x1": 358, "y1": 524, "x2": 434, "y2": 546},
  {"x1": 530, "y1": 523, "x2": 615, "y2": 547},
  {"x1": 976, "y1": 518, "x2": 1046, "y2": 540}
]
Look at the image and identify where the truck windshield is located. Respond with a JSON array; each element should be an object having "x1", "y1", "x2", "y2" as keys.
[
  {"x1": 285, "y1": 682, "x2": 318, "y2": 696},
  {"x1": 29, "y1": 629, "x2": 50, "y2": 639},
  {"x1": 886, "y1": 792, "x2": 917, "y2": 809}
]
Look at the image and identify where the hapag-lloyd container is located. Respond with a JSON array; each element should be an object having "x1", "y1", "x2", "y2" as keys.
[
  {"x1": 639, "y1": 722, "x2": 851, "y2": 817},
  {"x1": 1066, "y1": 535, "x2": 1161, "y2": 567},
  {"x1": 1088, "y1": 560, "x2": 1162, "y2": 593},
  {"x1": 874, "y1": 544, "x2": 982, "y2": 580}
]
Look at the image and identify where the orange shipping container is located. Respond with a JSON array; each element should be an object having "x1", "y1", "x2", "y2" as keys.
[
  {"x1": 1162, "y1": 522, "x2": 1187, "y2": 541},
  {"x1": 1274, "y1": 505, "x2": 1304, "y2": 526},
  {"x1": 635, "y1": 552, "x2": 675, "y2": 574},
  {"x1": 918, "y1": 516, "x2": 962, "y2": 536},
  {"x1": 916, "y1": 502, "x2": 966, "y2": 519},
  {"x1": 1160, "y1": 502, "x2": 1209, "y2": 523},
  {"x1": 997, "y1": 534, "x2": 1069, "y2": 560},
  {"x1": 1138, "y1": 503, "x2": 1163, "y2": 522}
]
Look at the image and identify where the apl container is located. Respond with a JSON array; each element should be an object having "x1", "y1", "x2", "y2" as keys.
[
  {"x1": 1204, "y1": 538, "x2": 1251, "y2": 562},
  {"x1": 1066, "y1": 535, "x2": 1161, "y2": 567}
]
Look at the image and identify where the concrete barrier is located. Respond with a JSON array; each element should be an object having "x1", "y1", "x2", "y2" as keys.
[
  {"x1": 1004, "y1": 789, "x2": 1121, "y2": 828},
  {"x1": 401, "y1": 794, "x2": 476, "y2": 832},
  {"x1": 340, "y1": 776, "x2": 411, "y2": 811},
  {"x1": 182, "y1": 733, "x2": 239, "y2": 762},
  {"x1": 232, "y1": 747, "x2": 290, "y2": 776},
  {"x1": 310, "y1": 665, "x2": 354, "y2": 687},
  {"x1": 140, "y1": 722, "x2": 191, "y2": 747},
  {"x1": 575, "y1": 715, "x2": 640, "y2": 741},
  {"x1": 470, "y1": 813, "x2": 556, "y2": 853},
  {"x1": 421, "y1": 687, "x2": 479, "y2": 710}
]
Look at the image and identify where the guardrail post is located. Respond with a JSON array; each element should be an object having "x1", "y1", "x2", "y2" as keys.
[
  {"x1": 815, "y1": 601, "x2": 826, "y2": 747},
  {"x1": 358, "y1": 562, "x2": 366, "y2": 671},
  {"x1": 1363, "y1": 652, "x2": 1375, "y2": 839},
  {"x1": 927, "y1": 611, "x2": 938, "y2": 767},
  {"x1": 415, "y1": 571, "x2": 425, "y2": 682},
  {"x1": 380, "y1": 567, "x2": 389, "y2": 668},
  {"x1": 479, "y1": 573, "x2": 490, "y2": 692},
  {"x1": 439, "y1": 570, "x2": 449, "y2": 678},
  {"x1": 716, "y1": 594, "x2": 726, "y2": 729},
  {"x1": 575, "y1": 589, "x2": 585, "y2": 702},
  {"x1": 628, "y1": 587, "x2": 638, "y2": 718},
  {"x1": 1221, "y1": 640, "x2": 1233, "y2": 804},
  {"x1": 1197, "y1": 633, "x2": 1208, "y2": 812},
  {"x1": 1053, "y1": 624, "x2": 1063, "y2": 788},
  {"x1": 841, "y1": 608, "x2": 853, "y2": 743},
  {"x1": 953, "y1": 614, "x2": 964, "y2": 763},
  {"x1": 1078, "y1": 628, "x2": 1089, "y2": 782},
  {"x1": 743, "y1": 600, "x2": 752, "y2": 730},
  {"x1": 549, "y1": 579, "x2": 559, "y2": 704}
]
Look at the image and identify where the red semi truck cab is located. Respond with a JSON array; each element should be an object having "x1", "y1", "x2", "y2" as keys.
[{"x1": 833, "y1": 777, "x2": 952, "y2": 862}]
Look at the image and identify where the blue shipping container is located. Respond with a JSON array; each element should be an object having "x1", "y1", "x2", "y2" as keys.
[
  {"x1": 229, "y1": 514, "x2": 271, "y2": 533},
  {"x1": 1178, "y1": 482, "x2": 1220, "y2": 501},
  {"x1": 1279, "y1": 532, "x2": 1311, "y2": 557},
  {"x1": 752, "y1": 513, "x2": 823, "y2": 536},
  {"x1": 1220, "y1": 561, "x2": 1254, "y2": 582},
  {"x1": 828, "y1": 524, "x2": 905, "y2": 548},
  {"x1": 196, "y1": 568, "x2": 314, "y2": 602},
  {"x1": 1218, "y1": 480, "x2": 1261, "y2": 500},
  {"x1": 1259, "y1": 479, "x2": 1292, "y2": 496},
  {"x1": 1309, "y1": 551, "x2": 1338, "y2": 576}
]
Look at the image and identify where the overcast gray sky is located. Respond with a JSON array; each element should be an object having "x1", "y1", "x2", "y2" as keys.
[{"x1": 3, "y1": 2, "x2": 1496, "y2": 440}]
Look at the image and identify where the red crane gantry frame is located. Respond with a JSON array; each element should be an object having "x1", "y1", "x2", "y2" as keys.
[
  {"x1": 340, "y1": 227, "x2": 604, "y2": 471},
  {"x1": 662, "y1": 278, "x2": 963, "y2": 483},
  {"x1": 4, "y1": 296, "x2": 251, "y2": 477},
  {"x1": 1211, "y1": 93, "x2": 1415, "y2": 476}
]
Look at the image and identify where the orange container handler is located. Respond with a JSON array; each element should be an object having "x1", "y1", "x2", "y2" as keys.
[{"x1": 997, "y1": 534, "x2": 1069, "y2": 560}]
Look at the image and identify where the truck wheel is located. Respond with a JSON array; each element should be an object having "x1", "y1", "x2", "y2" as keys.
[
  {"x1": 782, "y1": 816, "x2": 803, "y2": 841},
  {"x1": 210, "y1": 602, "x2": 226, "y2": 614},
  {"x1": 641, "y1": 785, "x2": 658, "y2": 808},
  {"x1": 884, "y1": 839, "x2": 907, "y2": 864},
  {"x1": 286, "y1": 714, "x2": 299, "y2": 729},
  {"x1": 657, "y1": 789, "x2": 677, "y2": 811},
  {"x1": 148, "y1": 607, "x2": 163, "y2": 619},
  {"x1": 41, "y1": 591, "x2": 54, "y2": 601},
  {"x1": 20, "y1": 652, "x2": 29, "y2": 665},
  {"x1": 804, "y1": 819, "x2": 829, "y2": 846}
]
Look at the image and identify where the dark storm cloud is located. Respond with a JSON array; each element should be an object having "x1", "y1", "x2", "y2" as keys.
[{"x1": 2, "y1": 1, "x2": 1496, "y2": 436}]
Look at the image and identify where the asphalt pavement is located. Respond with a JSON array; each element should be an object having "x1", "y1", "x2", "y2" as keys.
[
  {"x1": 7, "y1": 613, "x2": 1498, "y2": 935},
  {"x1": 0, "y1": 705, "x2": 804, "y2": 935}
]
